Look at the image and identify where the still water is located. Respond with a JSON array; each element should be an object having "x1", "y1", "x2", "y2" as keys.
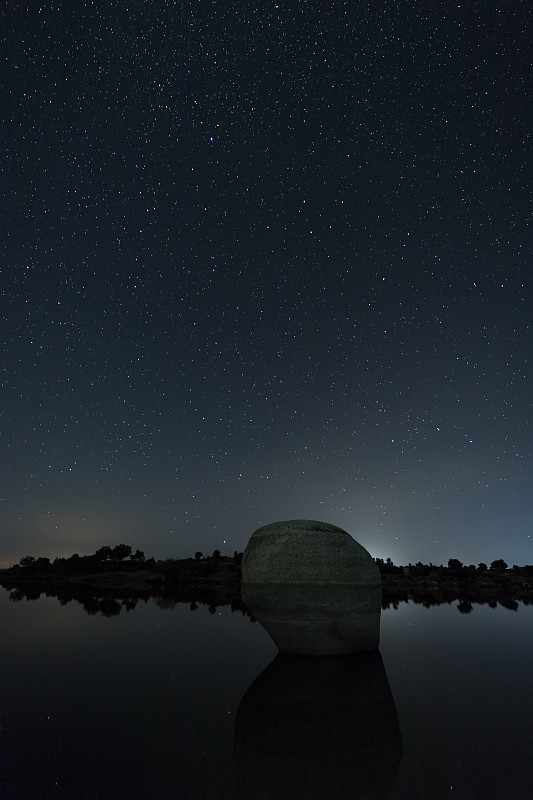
[{"x1": 1, "y1": 587, "x2": 532, "y2": 800}]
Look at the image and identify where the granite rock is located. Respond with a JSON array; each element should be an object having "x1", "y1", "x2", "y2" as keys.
[{"x1": 241, "y1": 520, "x2": 381, "y2": 655}]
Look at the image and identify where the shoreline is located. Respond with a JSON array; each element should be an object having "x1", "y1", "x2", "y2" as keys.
[
  {"x1": 379, "y1": 572, "x2": 532, "y2": 609},
  {"x1": 1, "y1": 560, "x2": 532, "y2": 614}
]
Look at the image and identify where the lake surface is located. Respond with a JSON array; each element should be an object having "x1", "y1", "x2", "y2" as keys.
[{"x1": 1, "y1": 587, "x2": 532, "y2": 800}]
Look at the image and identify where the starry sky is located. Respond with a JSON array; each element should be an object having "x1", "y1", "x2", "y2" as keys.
[{"x1": 1, "y1": 0, "x2": 532, "y2": 569}]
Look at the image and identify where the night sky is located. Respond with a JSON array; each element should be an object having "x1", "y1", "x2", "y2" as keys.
[{"x1": 2, "y1": 1, "x2": 532, "y2": 569}]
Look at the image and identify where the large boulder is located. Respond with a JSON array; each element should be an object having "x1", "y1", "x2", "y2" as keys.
[{"x1": 241, "y1": 520, "x2": 381, "y2": 655}]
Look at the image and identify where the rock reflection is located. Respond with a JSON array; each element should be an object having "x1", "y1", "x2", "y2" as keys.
[
  {"x1": 242, "y1": 583, "x2": 381, "y2": 655},
  {"x1": 234, "y1": 650, "x2": 402, "y2": 800}
]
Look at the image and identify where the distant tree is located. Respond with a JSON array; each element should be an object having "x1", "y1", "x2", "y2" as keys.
[
  {"x1": 111, "y1": 544, "x2": 132, "y2": 561},
  {"x1": 448, "y1": 558, "x2": 463, "y2": 570},
  {"x1": 457, "y1": 599, "x2": 473, "y2": 614},
  {"x1": 379, "y1": 557, "x2": 402, "y2": 574},
  {"x1": 130, "y1": 548, "x2": 145, "y2": 562},
  {"x1": 212, "y1": 549, "x2": 221, "y2": 560},
  {"x1": 478, "y1": 562, "x2": 488, "y2": 571},
  {"x1": 194, "y1": 551, "x2": 203, "y2": 560},
  {"x1": 490, "y1": 559, "x2": 508, "y2": 572},
  {"x1": 93, "y1": 546, "x2": 113, "y2": 562},
  {"x1": 19, "y1": 556, "x2": 35, "y2": 567}
]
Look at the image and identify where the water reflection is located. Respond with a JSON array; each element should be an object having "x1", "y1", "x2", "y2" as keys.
[
  {"x1": 1, "y1": 586, "x2": 532, "y2": 799},
  {"x1": 234, "y1": 651, "x2": 402, "y2": 800},
  {"x1": 4, "y1": 579, "x2": 528, "y2": 620},
  {"x1": 4, "y1": 582, "x2": 248, "y2": 617},
  {"x1": 382, "y1": 591, "x2": 524, "y2": 611},
  {"x1": 241, "y1": 583, "x2": 381, "y2": 654}
]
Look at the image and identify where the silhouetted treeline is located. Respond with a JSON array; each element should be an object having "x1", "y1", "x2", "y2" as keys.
[
  {"x1": 3, "y1": 547, "x2": 532, "y2": 620},
  {"x1": 375, "y1": 557, "x2": 533, "y2": 577},
  {"x1": 0, "y1": 545, "x2": 246, "y2": 619},
  {"x1": 13, "y1": 544, "x2": 150, "y2": 573},
  {"x1": 8, "y1": 547, "x2": 533, "y2": 577},
  {"x1": 378, "y1": 557, "x2": 533, "y2": 614},
  {"x1": 8, "y1": 545, "x2": 246, "y2": 574}
]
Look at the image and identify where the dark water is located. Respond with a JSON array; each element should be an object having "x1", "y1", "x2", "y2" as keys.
[{"x1": 1, "y1": 587, "x2": 532, "y2": 800}]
